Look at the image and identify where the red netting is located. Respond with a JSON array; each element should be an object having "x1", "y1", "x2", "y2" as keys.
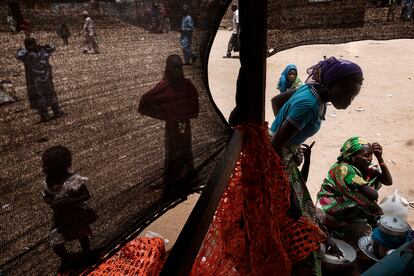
[
  {"x1": 86, "y1": 237, "x2": 166, "y2": 276},
  {"x1": 83, "y1": 123, "x2": 325, "y2": 276},
  {"x1": 190, "y1": 122, "x2": 326, "y2": 275},
  {"x1": 282, "y1": 217, "x2": 326, "y2": 264}
]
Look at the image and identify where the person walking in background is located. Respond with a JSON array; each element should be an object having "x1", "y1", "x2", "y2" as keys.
[
  {"x1": 180, "y1": 5, "x2": 197, "y2": 65},
  {"x1": 82, "y1": 11, "x2": 99, "y2": 54},
  {"x1": 402, "y1": 0, "x2": 413, "y2": 21},
  {"x1": 7, "y1": 0, "x2": 23, "y2": 33},
  {"x1": 6, "y1": 11, "x2": 17, "y2": 34},
  {"x1": 159, "y1": 3, "x2": 170, "y2": 33},
  {"x1": 151, "y1": 3, "x2": 160, "y2": 33},
  {"x1": 57, "y1": 23, "x2": 71, "y2": 46},
  {"x1": 224, "y1": 3, "x2": 239, "y2": 58},
  {"x1": 387, "y1": 0, "x2": 397, "y2": 21},
  {"x1": 16, "y1": 38, "x2": 64, "y2": 122}
]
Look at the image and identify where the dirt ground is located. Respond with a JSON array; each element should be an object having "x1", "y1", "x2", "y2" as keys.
[{"x1": 145, "y1": 30, "x2": 414, "y2": 248}]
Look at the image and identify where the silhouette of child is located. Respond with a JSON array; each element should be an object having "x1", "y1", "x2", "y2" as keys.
[{"x1": 41, "y1": 146, "x2": 97, "y2": 271}]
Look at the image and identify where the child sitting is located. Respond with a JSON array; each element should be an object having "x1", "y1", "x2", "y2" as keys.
[{"x1": 277, "y1": 64, "x2": 302, "y2": 94}]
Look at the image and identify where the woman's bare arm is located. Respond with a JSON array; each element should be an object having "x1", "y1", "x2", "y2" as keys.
[
  {"x1": 271, "y1": 90, "x2": 296, "y2": 117},
  {"x1": 372, "y1": 142, "x2": 393, "y2": 186},
  {"x1": 271, "y1": 120, "x2": 299, "y2": 158},
  {"x1": 359, "y1": 185, "x2": 379, "y2": 201}
]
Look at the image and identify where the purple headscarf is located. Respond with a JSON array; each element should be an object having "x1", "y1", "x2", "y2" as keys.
[{"x1": 306, "y1": 57, "x2": 363, "y2": 86}]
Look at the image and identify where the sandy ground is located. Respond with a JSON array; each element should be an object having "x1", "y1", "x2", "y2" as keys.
[{"x1": 145, "y1": 30, "x2": 414, "y2": 248}]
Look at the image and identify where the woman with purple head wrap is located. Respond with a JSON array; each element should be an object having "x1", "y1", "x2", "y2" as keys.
[
  {"x1": 269, "y1": 56, "x2": 363, "y2": 275},
  {"x1": 305, "y1": 57, "x2": 363, "y2": 109},
  {"x1": 306, "y1": 57, "x2": 363, "y2": 85}
]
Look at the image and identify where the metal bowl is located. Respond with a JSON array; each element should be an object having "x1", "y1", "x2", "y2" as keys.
[
  {"x1": 358, "y1": 235, "x2": 379, "y2": 262},
  {"x1": 321, "y1": 238, "x2": 356, "y2": 271}
]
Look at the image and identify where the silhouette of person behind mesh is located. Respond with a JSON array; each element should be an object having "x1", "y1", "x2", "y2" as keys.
[
  {"x1": 138, "y1": 55, "x2": 199, "y2": 197},
  {"x1": 41, "y1": 146, "x2": 97, "y2": 272},
  {"x1": 15, "y1": 38, "x2": 64, "y2": 122}
]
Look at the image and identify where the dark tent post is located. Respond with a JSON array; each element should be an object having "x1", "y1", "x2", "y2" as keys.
[
  {"x1": 161, "y1": 0, "x2": 267, "y2": 275},
  {"x1": 238, "y1": 0, "x2": 267, "y2": 124},
  {"x1": 228, "y1": 0, "x2": 267, "y2": 125}
]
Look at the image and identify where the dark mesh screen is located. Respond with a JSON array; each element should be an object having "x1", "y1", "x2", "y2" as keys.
[
  {"x1": 2, "y1": 0, "x2": 414, "y2": 274},
  {"x1": 267, "y1": 0, "x2": 414, "y2": 54},
  {"x1": 0, "y1": 0, "x2": 230, "y2": 274}
]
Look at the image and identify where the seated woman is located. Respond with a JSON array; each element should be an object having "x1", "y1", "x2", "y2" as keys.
[
  {"x1": 317, "y1": 137, "x2": 393, "y2": 237},
  {"x1": 270, "y1": 64, "x2": 302, "y2": 119},
  {"x1": 277, "y1": 64, "x2": 302, "y2": 94}
]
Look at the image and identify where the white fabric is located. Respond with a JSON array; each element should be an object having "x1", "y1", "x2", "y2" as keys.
[
  {"x1": 83, "y1": 17, "x2": 96, "y2": 36},
  {"x1": 232, "y1": 10, "x2": 239, "y2": 34}
]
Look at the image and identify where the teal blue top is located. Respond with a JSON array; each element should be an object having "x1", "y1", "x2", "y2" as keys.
[{"x1": 269, "y1": 84, "x2": 326, "y2": 145}]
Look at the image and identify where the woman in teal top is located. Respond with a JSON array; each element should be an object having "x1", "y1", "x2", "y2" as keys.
[
  {"x1": 269, "y1": 84, "x2": 325, "y2": 138},
  {"x1": 271, "y1": 57, "x2": 364, "y2": 276}
]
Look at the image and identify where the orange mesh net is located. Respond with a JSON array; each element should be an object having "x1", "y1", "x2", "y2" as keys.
[
  {"x1": 87, "y1": 237, "x2": 166, "y2": 276},
  {"x1": 283, "y1": 217, "x2": 326, "y2": 264},
  {"x1": 84, "y1": 123, "x2": 325, "y2": 276},
  {"x1": 191, "y1": 122, "x2": 325, "y2": 275}
]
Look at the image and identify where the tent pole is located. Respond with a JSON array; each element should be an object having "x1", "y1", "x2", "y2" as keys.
[
  {"x1": 229, "y1": 0, "x2": 267, "y2": 125},
  {"x1": 160, "y1": 129, "x2": 243, "y2": 275},
  {"x1": 239, "y1": 0, "x2": 267, "y2": 124}
]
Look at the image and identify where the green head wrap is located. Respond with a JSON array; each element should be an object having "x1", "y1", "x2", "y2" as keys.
[{"x1": 338, "y1": 136, "x2": 369, "y2": 162}]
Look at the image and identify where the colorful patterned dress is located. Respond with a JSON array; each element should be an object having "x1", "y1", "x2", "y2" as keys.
[{"x1": 317, "y1": 162, "x2": 383, "y2": 227}]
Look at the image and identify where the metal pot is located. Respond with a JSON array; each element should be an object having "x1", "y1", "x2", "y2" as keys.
[
  {"x1": 372, "y1": 216, "x2": 411, "y2": 259},
  {"x1": 378, "y1": 216, "x2": 410, "y2": 237},
  {"x1": 373, "y1": 240, "x2": 389, "y2": 259},
  {"x1": 321, "y1": 238, "x2": 356, "y2": 272}
]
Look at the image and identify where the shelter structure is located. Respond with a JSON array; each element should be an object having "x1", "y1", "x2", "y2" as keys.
[{"x1": 1, "y1": 0, "x2": 413, "y2": 275}]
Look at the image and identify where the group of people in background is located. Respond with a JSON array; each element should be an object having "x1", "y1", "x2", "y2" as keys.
[
  {"x1": 12, "y1": 10, "x2": 100, "y2": 122},
  {"x1": 387, "y1": 0, "x2": 414, "y2": 21},
  {"x1": 55, "y1": 11, "x2": 100, "y2": 54},
  {"x1": 269, "y1": 58, "x2": 393, "y2": 274},
  {"x1": 7, "y1": 5, "x2": 99, "y2": 53},
  {"x1": 145, "y1": 2, "x2": 171, "y2": 34},
  {"x1": 10, "y1": 3, "x2": 201, "y2": 122}
]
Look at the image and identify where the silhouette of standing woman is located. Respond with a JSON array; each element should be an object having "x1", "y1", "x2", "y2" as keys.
[{"x1": 138, "y1": 55, "x2": 199, "y2": 197}]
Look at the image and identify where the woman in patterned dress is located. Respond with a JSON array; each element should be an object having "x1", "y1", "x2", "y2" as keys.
[{"x1": 317, "y1": 137, "x2": 393, "y2": 236}]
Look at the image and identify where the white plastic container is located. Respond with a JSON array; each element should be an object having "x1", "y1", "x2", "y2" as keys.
[{"x1": 379, "y1": 189, "x2": 409, "y2": 221}]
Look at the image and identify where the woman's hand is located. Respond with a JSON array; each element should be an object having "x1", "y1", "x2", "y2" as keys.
[
  {"x1": 301, "y1": 141, "x2": 315, "y2": 161},
  {"x1": 300, "y1": 141, "x2": 315, "y2": 183},
  {"x1": 372, "y1": 142, "x2": 383, "y2": 161},
  {"x1": 372, "y1": 142, "x2": 393, "y2": 186},
  {"x1": 325, "y1": 237, "x2": 344, "y2": 259}
]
